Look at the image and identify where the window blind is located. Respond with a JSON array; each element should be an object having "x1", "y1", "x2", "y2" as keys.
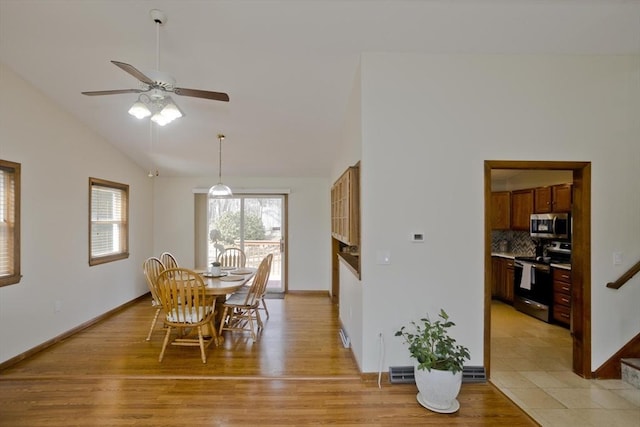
[
  {"x1": 89, "y1": 178, "x2": 129, "y2": 264},
  {"x1": 0, "y1": 166, "x2": 15, "y2": 277}
]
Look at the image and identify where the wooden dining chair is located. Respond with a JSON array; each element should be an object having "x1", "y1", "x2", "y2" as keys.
[
  {"x1": 160, "y1": 252, "x2": 179, "y2": 270},
  {"x1": 218, "y1": 254, "x2": 272, "y2": 342},
  {"x1": 217, "y1": 247, "x2": 246, "y2": 268},
  {"x1": 254, "y1": 253, "x2": 273, "y2": 318},
  {"x1": 156, "y1": 268, "x2": 217, "y2": 363},
  {"x1": 142, "y1": 257, "x2": 166, "y2": 341}
]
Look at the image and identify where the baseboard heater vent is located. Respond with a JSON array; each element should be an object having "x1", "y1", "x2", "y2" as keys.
[
  {"x1": 389, "y1": 366, "x2": 415, "y2": 384},
  {"x1": 338, "y1": 328, "x2": 350, "y2": 349},
  {"x1": 462, "y1": 366, "x2": 487, "y2": 383},
  {"x1": 388, "y1": 366, "x2": 486, "y2": 384}
]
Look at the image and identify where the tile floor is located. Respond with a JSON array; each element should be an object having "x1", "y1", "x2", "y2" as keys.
[{"x1": 491, "y1": 300, "x2": 640, "y2": 427}]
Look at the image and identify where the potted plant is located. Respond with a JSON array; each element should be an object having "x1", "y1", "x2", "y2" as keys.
[
  {"x1": 210, "y1": 261, "x2": 222, "y2": 276},
  {"x1": 395, "y1": 309, "x2": 470, "y2": 413}
]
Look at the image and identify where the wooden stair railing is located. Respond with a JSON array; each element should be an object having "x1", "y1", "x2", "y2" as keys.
[{"x1": 607, "y1": 259, "x2": 640, "y2": 289}]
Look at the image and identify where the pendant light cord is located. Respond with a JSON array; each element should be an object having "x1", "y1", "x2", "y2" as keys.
[{"x1": 218, "y1": 136, "x2": 223, "y2": 183}]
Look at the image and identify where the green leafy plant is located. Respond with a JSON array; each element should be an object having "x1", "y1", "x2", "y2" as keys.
[
  {"x1": 215, "y1": 211, "x2": 266, "y2": 244},
  {"x1": 395, "y1": 309, "x2": 470, "y2": 373}
]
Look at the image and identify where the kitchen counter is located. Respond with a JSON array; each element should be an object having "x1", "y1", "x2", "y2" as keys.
[
  {"x1": 493, "y1": 252, "x2": 571, "y2": 270},
  {"x1": 338, "y1": 252, "x2": 360, "y2": 279},
  {"x1": 491, "y1": 252, "x2": 528, "y2": 259}
]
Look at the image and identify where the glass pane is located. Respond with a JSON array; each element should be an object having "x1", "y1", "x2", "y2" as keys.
[
  {"x1": 207, "y1": 197, "x2": 241, "y2": 264},
  {"x1": 206, "y1": 195, "x2": 284, "y2": 291},
  {"x1": 243, "y1": 197, "x2": 282, "y2": 290}
]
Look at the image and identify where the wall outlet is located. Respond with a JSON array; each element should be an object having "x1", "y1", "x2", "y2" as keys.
[{"x1": 54, "y1": 300, "x2": 62, "y2": 313}]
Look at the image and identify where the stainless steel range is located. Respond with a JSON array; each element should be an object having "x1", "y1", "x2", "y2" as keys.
[{"x1": 513, "y1": 241, "x2": 571, "y2": 323}]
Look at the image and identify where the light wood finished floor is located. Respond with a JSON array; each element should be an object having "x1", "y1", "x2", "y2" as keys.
[
  {"x1": 0, "y1": 294, "x2": 537, "y2": 426},
  {"x1": 491, "y1": 300, "x2": 640, "y2": 427}
]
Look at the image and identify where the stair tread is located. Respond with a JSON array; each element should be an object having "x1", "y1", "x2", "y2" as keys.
[{"x1": 621, "y1": 358, "x2": 640, "y2": 369}]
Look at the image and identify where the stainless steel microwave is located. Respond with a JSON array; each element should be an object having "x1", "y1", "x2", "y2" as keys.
[{"x1": 530, "y1": 213, "x2": 570, "y2": 240}]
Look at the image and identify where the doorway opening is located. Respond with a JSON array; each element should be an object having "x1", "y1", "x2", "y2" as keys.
[{"x1": 484, "y1": 160, "x2": 592, "y2": 378}]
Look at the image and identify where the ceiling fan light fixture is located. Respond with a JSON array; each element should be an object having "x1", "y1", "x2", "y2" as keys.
[
  {"x1": 159, "y1": 97, "x2": 184, "y2": 121},
  {"x1": 150, "y1": 111, "x2": 170, "y2": 126},
  {"x1": 128, "y1": 98, "x2": 152, "y2": 119}
]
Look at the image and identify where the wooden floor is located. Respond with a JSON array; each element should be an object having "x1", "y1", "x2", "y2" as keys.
[{"x1": 0, "y1": 293, "x2": 537, "y2": 426}]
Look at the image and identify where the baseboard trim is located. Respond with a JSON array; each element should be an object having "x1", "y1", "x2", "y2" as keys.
[
  {"x1": 286, "y1": 290, "x2": 331, "y2": 297},
  {"x1": 0, "y1": 293, "x2": 149, "y2": 371},
  {"x1": 593, "y1": 331, "x2": 640, "y2": 379}
]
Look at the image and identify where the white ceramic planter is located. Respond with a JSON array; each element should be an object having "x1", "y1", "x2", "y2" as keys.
[{"x1": 414, "y1": 364, "x2": 462, "y2": 413}]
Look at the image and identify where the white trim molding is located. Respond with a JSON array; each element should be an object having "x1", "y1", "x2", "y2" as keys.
[{"x1": 192, "y1": 187, "x2": 291, "y2": 194}]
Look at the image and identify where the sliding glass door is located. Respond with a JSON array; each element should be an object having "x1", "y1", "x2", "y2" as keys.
[{"x1": 207, "y1": 195, "x2": 285, "y2": 292}]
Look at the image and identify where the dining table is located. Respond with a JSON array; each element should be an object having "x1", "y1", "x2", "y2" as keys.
[{"x1": 197, "y1": 266, "x2": 256, "y2": 341}]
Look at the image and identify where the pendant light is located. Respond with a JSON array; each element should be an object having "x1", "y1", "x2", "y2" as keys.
[{"x1": 208, "y1": 134, "x2": 232, "y2": 198}]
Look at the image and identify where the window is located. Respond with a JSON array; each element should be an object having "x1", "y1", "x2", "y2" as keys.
[
  {"x1": 89, "y1": 178, "x2": 129, "y2": 265},
  {"x1": 0, "y1": 160, "x2": 21, "y2": 286}
]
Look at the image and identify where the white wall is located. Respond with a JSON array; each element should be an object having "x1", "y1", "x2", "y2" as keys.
[
  {"x1": 351, "y1": 54, "x2": 639, "y2": 373},
  {"x1": 152, "y1": 176, "x2": 330, "y2": 291},
  {"x1": 333, "y1": 62, "x2": 363, "y2": 179},
  {"x1": 338, "y1": 259, "x2": 363, "y2": 370},
  {"x1": 0, "y1": 63, "x2": 154, "y2": 363}
]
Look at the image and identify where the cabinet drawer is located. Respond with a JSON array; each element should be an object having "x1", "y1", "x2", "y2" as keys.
[
  {"x1": 553, "y1": 305, "x2": 571, "y2": 324},
  {"x1": 554, "y1": 292, "x2": 571, "y2": 307},
  {"x1": 553, "y1": 280, "x2": 571, "y2": 295},
  {"x1": 553, "y1": 269, "x2": 572, "y2": 283}
]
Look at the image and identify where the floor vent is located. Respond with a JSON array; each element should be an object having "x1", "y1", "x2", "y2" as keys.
[
  {"x1": 388, "y1": 366, "x2": 487, "y2": 384},
  {"x1": 462, "y1": 366, "x2": 487, "y2": 383},
  {"x1": 389, "y1": 366, "x2": 415, "y2": 384},
  {"x1": 338, "y1": 328, "x2": 350, "y2": 349}
]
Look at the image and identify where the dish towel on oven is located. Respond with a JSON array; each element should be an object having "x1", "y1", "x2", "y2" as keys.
[{"x1": 519, "y1": 263, "x2": 534, "y2": 290}]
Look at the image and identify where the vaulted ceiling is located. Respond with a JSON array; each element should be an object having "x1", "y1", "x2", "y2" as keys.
[{"x1": 1, "y1": 1, "x2": 638, "y2": 178}]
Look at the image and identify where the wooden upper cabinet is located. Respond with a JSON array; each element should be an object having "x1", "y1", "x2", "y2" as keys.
[
  {"x1": 552, "y1": 184, "x2": 572, "y2": 212},
  {"x1": 490, "y1": 191, "x2": 511, "y2": 230},
  {"x1": 331, "y1": 165, "x2": 360, "y2": 246},
  {"x1": 535, "y1": 184, "x2": 572, "y2": 213},
  {"x1": 534, "y1": 186, "x2": 553, "y2": 213},
  {"x1": 511, "y1": 189, "x2": 534, "y2": 231}
]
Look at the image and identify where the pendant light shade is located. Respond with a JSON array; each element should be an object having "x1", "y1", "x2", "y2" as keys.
[{"x1": 209, "y1": 134, "x2": 232, "y2": 198}]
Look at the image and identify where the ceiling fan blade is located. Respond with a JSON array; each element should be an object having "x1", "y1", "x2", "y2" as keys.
[
  {"x1": 173, "y1": 87, "x2": 230, "y2": 102},
  {"x1": 111, "y1": 60, "x2": 155, "y2": 86},
  {"x1": 81, "y1": 89, "x2": 144, "y2": 96}
]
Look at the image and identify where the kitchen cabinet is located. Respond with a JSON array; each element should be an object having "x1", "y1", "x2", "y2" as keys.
[
  {"x1": 510, "y1": 189, "x2": 534, "y2": 231},
  {"x1": 535, "y1": 184, "x2": 572, "y2": 213},
  {"x1": 492, "y1": 256, "x2": 514, "y2": 304},
  {"x1": 552, "y1": 268, "x2": 572, "y2": 326},
  {"x1": 552, "y1": 184, "x2": 572, "y2": 212},
  {"x1": 331, "y1": 164, "x2": 360, "y2": 246},
  {"x1": 490, "y1": 191, "x2": 511, "y2": 229}
]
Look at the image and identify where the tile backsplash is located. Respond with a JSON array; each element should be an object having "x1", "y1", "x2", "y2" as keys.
[{"x1": 491, "y1": 230, "x2": 536, "y2": 255}]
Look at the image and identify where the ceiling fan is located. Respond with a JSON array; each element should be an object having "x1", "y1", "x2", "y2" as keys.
[{"x1": 81, "y1": 9, "x2": 229, "y2": 125}]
